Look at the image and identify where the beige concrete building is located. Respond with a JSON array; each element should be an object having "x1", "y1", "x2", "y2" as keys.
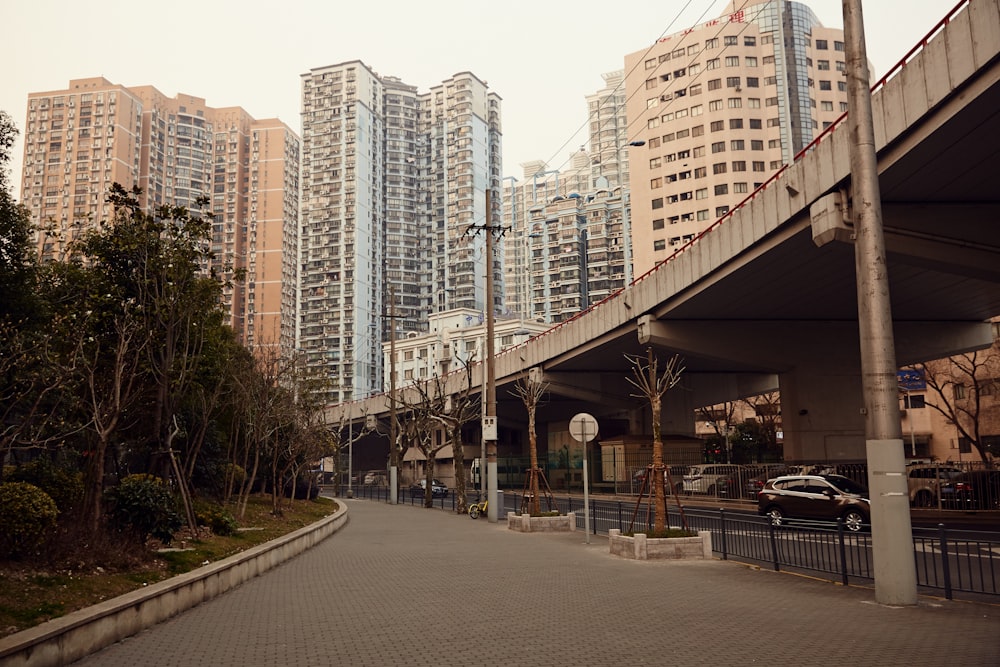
[
  {"x1": 625, "y1": 1, "x2": 849, "y2": 276},
  {"x1": 20, "y1": 77, "x2": 300, "y2": 355}
]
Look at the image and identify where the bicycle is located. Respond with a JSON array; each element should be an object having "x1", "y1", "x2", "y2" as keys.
[{"x1": 468, "y1": 495, "x2": 487, "y2": 519}]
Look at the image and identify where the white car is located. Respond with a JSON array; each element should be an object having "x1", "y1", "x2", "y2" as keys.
[{"x1": 682, "y1": 464, "x2": 743, "y2": 495}]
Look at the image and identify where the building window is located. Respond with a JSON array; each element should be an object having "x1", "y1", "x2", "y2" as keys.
[
  {"x1": 697, "y1": 209, "x2": 709, "y2": 221},
  {"x1": 692, "y1": 124, "x2": 704, "y2": 137},
  {"x1": 706, "y1": 58, "x2": 720, "y2": 69},
  {"x1": 705, "y1": 37, "x2": 719, "y2": 49},
  {"x1": 816, "y1": 39, "x2": 828, "y2": 50},
  {"x1": 650, "y1": 177, "x2": 662, "y2": 189},
  {"x1": 652, "y1": 218, "x2": 665, "y2": 229},
  {"x1": 712, "y1": 162, "x2": 727, "y2": 174},
  {"x1": 728, "y1": 98, "x2": 742, "y2": 108},
  {"x1": 646, "y1": 78, "x2": 658, "y2": 90},
  {"x1": 694, "y1": 167, "x2": 707, "y2": 178},
  {"x1": 724, "y1": 35, "x2": 738, "y2": 46},
  {"x1": 819, "y1": 80, "x2": 832, "y2": 91},
  {"x1": 744, "y1": 36, "x2": 756, "y2": 47},
  {"x1": 729, "y1": 118, "x2": 744, "y2": 130},
  {"x1": 953, "y1": 384, "x2": 966, "y2": 399},
  {"x1": 835, "y1": 40, "x2": 845, "y2": 51},
  {"x1": 692, "y1": 146, "x2": 705, "y2": 158},
  {"x1": 730, "y1": 139, "x2": 745, "y2": 150},
  {"x1": 714, "y1": 184, "x2": 728, "y2": 195},
  {"x1": 711, "y1": 141, "x2": 726, "y2": 153},
  {"x1": 715, "y1": 205, "x2": 730, "y2": 217},
  {"x1": 734, "y1": 182, "x2": 748, "y2": 194},
  {"x1": 817, "y1": 60, "x2": 830, "y2": 70},
  {"x1": 745, "y1": 77, "x2": 759, "y2": 88},
  {"x1": 653, "y1": 239, "x2": 666, "y2": 251},
  {"x1": 696, "y1": 187, "x2": 708, "y2": 200},
  {"x1": 727, "y1": 77, "x2": 741, "y2": 88},
  {"x1": 709, "y1": 100, "x2": 723, "y2": 111},
  {"x1": 650, "y1": 157, "x2": 662, "y2": 169},
  {"x1": 732, "y1": 160, "x2": 747, "y2": 172},
  {"x1": 751, "y1": 139, "x2": 763, "y2": 150},
  {"x1": 725, "y1": 56, "x2": 740, "y2": 67},
  {"x1": 648, "y1": 117, "x2": 660, "y2": 129},
  {"x1": 690, "y1": 104, "x2": 703, "y2": 116},
  {"x1": 645, "y1": 58, "x2": 657, "y2": 69},
  {"x1": 708, "y1": 79, "x2": 722, "y2": 91},
  {"x1": 651, "y1": 197, "x2": 664, "y2": 209},
  {"x1": 821, "y1": 101, "x2": 834, "y2": 111}
]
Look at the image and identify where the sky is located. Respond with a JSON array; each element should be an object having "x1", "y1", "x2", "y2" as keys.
[{"x1": 2, "y1": 0, "x2": 962, "y2": 194}]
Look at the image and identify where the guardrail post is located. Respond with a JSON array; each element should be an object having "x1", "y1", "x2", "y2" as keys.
[
  {"x1": 591, "y1": 498, "x2": 597, "y2": 535},
  {"x1": 768, "y1": 521, "x2": 781, "y2": 572},
  {"x1": 837, "y1": 518, "x2": 849, "y2": 586},
  {"x1": 938, "y1": 523, "x2": 953, "y2": 600},
  {"x1": 617, "y1": 502, "x2": 623, "y2": 533},
  {"x1": 719, "y1": 508, "x2": 728, "y2": 560}
]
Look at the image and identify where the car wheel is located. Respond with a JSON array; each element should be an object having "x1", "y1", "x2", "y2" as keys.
[
  {"x1": 766, "y1": 507, "x2": 784, "y2": 526},
  {"x1": 843, "y1": 509, "x2": 866, "y2": 532},
  {"x1": 914, "y1": 490, "x2": 934, "y2": 508}
]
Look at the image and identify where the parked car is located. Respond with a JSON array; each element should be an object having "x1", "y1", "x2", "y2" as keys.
[
  {"x1": 410, "y1": 479, "x2": 448, "y2": 498},
  {"x1": 939, "y1": 470, "x2": 1000, "y2": 510},
  {"x1": 682, "y1": 464, "x2": 742, "y2": 495},
  {"x1": 757, "y1": 474, "x2": 870, "y2": 532},
  {"x1": 906, "y1": 464, "x2": 963, "y2": 507},
  {"x1": 717, "y1": 464, "x2": 790, "y2": 500},
  {"x1": 632, "y1": 466, "x2": 687, "y2": 495},
  {"x1": 363, "y1": 470, "x2": 387, "y2": 486}
]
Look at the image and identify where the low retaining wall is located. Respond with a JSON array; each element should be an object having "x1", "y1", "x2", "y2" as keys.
[
  {"x1": 0, "y1": 504, "x2": 349, "y2": 667},
  {"x1": 506, "y1": 512, "x2": 576, "y2": 532},
  {"x1": 608, "y1": 529, "x2": 712, "y2": 560}
]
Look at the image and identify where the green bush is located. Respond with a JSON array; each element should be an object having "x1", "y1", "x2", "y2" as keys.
[
  {"x1": 6, "y1": 457, "x2": 84, "y2": 514},
  {"x1": 195, "y1": 503, "x2": 238, "y2": 536},
  {"x1": 104, "y1": 474, "x2": 182, "y2": 545},
  {"x1": 0, "y1": 482, "x2": 59, "y2": 558}
]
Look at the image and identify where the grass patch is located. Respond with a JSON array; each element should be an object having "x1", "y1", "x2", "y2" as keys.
[{"x1": 0, "y1": 494, "x2": 336, "y2": 638}]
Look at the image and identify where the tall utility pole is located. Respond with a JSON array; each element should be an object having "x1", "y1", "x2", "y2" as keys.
[
  {"x1": 484, "y1": 190, "x2": 499, "y2": 522},
  {"x1": 388, "y1": 285, "x2": 399, "y2": 504},
  {"x1": 843, "y1": 0, "x2": 917, "y2": 605}
]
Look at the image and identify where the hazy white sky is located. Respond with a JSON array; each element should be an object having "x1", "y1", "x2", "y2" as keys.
[{"x1": 3, "y1": 0, "x2": 960, "y2": 192}]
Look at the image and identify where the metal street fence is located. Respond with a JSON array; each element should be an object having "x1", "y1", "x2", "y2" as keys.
[{"x1": 345, "y1": 484, "x2": 999, "y2": 602}]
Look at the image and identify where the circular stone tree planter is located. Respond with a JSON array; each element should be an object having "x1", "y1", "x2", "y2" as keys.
[
  {"x1": 608, "y1": 528, "x2": 713, "y2": 560},
  {"x1": 506, "y1": 512, "x2": 576, "y2": 532}
]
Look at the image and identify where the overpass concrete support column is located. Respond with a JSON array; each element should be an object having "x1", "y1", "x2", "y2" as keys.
[{"x1": 779, "y1": 362, "x2": 865, "y2": 463}]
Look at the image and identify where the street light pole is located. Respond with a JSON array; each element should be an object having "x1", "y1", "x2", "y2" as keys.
[
  {"x1": 843, "y1": 0, "x2": 916, "y2": 605},
  {"x1": 388, "y1": 285, "x2": 399, "y2": 504}
]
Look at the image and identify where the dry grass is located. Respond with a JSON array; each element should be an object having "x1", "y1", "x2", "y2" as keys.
[{"x1": 0, "y1": 494, "x2": 337, "y2": 638}]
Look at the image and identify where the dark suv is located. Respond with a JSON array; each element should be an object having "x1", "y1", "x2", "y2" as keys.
[{"x1": 757, "y1": 474, "x2": 870, "y2": 532}]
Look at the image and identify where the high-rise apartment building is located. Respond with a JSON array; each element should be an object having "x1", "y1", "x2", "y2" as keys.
[
  {"x1": 625, "y1": 0, "x2": 849, "y2": 276},
  {"x1": 300, "y1": 61, "x2": 502, "y2": 404},
  {"x1": 502, "y1": 67, "x2": 645, "y2": 323},
  {"x1": 20, "y1": 77, "x2": 300, "y2": 354}
]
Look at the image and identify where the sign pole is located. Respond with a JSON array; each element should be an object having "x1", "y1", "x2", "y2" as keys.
[{"x1": 570, "y1": 413, "x2": 599, "y2": 544}]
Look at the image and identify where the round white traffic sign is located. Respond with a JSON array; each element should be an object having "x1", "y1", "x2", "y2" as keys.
[{"x1": 569, "y1": 413, "x2": 599, "y2": 443}]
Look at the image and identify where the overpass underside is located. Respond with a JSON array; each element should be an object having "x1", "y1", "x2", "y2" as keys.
[{"x1": 342, "y1": 0, "x2": 1000, "y2": 466}]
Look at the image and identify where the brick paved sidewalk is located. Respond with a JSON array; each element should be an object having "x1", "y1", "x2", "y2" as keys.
[{"x1": 74, "y1": 498, "x2": 999, "y2": 666}]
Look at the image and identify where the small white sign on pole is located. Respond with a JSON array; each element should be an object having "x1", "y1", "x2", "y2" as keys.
[{"x1": 569, "y1": 413, "x2": 599, "y2": 544}]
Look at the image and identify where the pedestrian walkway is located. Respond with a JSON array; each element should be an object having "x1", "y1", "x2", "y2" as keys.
[{"x1": 74, "y1": 499, "x2": 999, "y2": 666}]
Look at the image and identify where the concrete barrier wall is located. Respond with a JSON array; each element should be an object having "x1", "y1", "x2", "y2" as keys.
[{"x1": 0, "y1": 503, "x2": 349, "y2": 667}]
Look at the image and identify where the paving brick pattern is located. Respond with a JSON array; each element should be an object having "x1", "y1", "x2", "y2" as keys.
[{"x1": 74, "y1": 499, "x2": 999, "y2": 666}]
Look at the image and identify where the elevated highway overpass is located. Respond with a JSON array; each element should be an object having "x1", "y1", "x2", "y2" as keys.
[{"x1": 341, "y1": 0, "x2": 1000, "y2": 464}]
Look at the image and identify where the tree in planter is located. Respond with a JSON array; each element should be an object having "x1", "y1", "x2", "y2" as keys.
[
  {"x1": 625, "y1": 349, "x2": 687, "y2": 534},
  {"x1": 511, "y1": 371, "x2": 557, "y2": 516}
]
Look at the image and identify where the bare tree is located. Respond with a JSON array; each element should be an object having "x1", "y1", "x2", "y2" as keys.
[
  {"x1": 422, "y1": 357, "x2": 480, "y2": 514},
  {"x1": 916, "y1": 339, "x2": 1000, "y2": 463},
  {"x1": 511, "y1": 372, "x2": 554, "y2": 516},
  {"x1": 625, "y1": 349, "x2": 687, "y2": 533},
  {"x1": 740, "y1": 391, "x2": 782, "y2": 461},
  {"x1": 696, "y1": 401, "x2": 739, "y2": 462}
]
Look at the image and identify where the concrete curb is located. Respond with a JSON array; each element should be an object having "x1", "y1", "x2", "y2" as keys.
[{"x1": 0, "y1": 503, "x2": 349, "y2": 667}]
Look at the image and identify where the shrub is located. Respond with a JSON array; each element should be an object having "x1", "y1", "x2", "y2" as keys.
[
  {"x1": 104, "y1": 474, "x2": 182, "y2": 545},
  {"x1": 6, "y1": 457, "x2": 84, "y2": 514},
  {"x1": 194, "y1": 503, "x2": 238, "y2": 536},
  {"x1": 0, "y1": 482, "x2": 59, "y2": 558}
]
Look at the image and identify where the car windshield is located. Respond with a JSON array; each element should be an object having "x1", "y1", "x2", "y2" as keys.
[{"x1": 822, "y1": 475, "x2": 868, "y2": 495}]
